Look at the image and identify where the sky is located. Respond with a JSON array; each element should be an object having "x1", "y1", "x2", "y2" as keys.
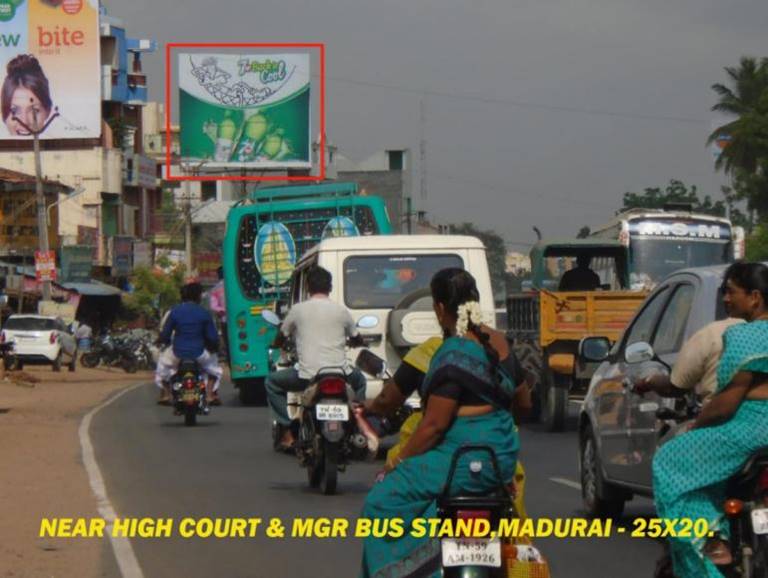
[{"x1": 106, "y1": 0, "x2": 767, "y2": 251}]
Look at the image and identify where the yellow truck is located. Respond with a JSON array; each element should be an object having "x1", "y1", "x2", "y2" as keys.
[{"x1": 507, "y1": 240, "x2": 647, "y2": 431}]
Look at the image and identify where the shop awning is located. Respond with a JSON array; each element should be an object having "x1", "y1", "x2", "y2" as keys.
[{"x1": 61, "y1": 281, "x2": 123, "y2": 297}]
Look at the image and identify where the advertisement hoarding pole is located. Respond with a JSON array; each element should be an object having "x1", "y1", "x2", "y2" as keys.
[
  {"x1": 33, "y1": 130, "x2": 51, "y2": 301},
  {"x1": 13, "y1": 110, "x2": 60, "y2": 301}
]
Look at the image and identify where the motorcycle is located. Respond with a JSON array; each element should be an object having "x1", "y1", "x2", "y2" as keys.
[
  {"x1": 80, "y1": 332, "x2": 138, "y2": 373},
  {"x1": 653, "y1": 393, "x2": 768, "y2": 578},
  {"x1": 262, "y1": 310, "x2": 381, "y2": 495},
  {"x1": 169, "y1": 358, "x2": 210, "y2": 427},
  {"x1": 438, "y1": 445, "x2": 516, "y2": 578}
]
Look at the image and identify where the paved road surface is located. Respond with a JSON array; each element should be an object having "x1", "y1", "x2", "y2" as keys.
[{"x1": 93, "y1": 384, "x2": 664, "y2": 577}]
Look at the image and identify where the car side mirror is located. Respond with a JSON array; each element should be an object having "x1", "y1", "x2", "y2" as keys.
[
  {"x1": 625, "y1": 341, "x2": 655, "y2": 365},
  {"x1": 579, "y1": 336, "x2": 611, "y2": 363}
]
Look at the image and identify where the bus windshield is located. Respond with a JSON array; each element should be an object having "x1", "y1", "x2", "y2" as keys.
[{"x1": 629, "y1": 238, "x2": 731, "y2": 289}]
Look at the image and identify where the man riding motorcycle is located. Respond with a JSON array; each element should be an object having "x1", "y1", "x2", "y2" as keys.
[
  {"x1": 155, "y1": 281, "x2": 223, "y2": 405},
  {"x1": 267, "y1": 265, "x2": 366, "y2": 452}
]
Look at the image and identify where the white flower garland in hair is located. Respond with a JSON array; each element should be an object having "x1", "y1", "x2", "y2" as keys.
[{"x1": 455, "y1": 301, "x2": 484, "y2": 337}]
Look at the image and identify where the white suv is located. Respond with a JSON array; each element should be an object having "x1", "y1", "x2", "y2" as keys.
[
  {"x1": 2, "y1": 315, "x2": 78, "y2": 372},
  {"x1": 288, "y1": 235, "x2": 496, "y2": 399}
]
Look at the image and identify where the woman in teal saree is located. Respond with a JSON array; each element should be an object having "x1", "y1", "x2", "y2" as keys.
[
  {"x1": 653, "y1": 262, "x2": 768, "y2": 578},
  {"x1": 360, "y1": 268, "x2": 522, "y2": 578}
]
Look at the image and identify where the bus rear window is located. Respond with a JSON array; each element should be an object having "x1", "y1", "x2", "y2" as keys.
[
  {"x1": 344, "y1": 254, "x2": 464, "y2": 309},
  {"x1": 237, "y1": 206, "x2": 380, "y2": 300}
]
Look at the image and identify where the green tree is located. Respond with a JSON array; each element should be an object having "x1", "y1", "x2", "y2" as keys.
[
  {"x1": 123, "y1": 264, "x2": 186, "y2": 321},
  {"x1": 708, "y1": 57, "x2": 768, "y2": 221},
  {"x1": 448, "y1": 223, "x2": 507, "y2": 296},
  {"x1": 620, "y1": 179, "x2": 726, "y2": 216},
  {"x1": 577, "y1": 226, "x2": 591, "y2": 238},
  {"x1": 746, "y1": 225, "x2": 768, "y2": 261}
]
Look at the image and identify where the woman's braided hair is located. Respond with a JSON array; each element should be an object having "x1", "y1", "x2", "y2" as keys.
[{"x1": 430, "y1": 268, "x2": 499, "y2": 372}]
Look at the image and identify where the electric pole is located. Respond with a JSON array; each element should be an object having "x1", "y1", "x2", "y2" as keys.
[{"x1": 12, "y1": 109, "x2": 59, "y2": 302}]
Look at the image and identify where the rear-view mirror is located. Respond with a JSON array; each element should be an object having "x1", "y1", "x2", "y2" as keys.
[
  {"x1": 625, "y1": 341, "x2": 655, "y2": 365},
  {"x1": 579, "y1": 336, "x2": 611, "y2": 363},
  {"x1": 355, "y1": 349, "x2": 386, "y2": 378}
]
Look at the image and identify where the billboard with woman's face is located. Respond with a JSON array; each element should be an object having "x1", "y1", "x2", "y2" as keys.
[{"x1": 0, "y1": 0, "x2": 100, "y2": 139}]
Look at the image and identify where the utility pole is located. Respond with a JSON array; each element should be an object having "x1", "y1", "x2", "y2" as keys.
[
  {"x1": 181, "y1": 160, "x2": 206, "y2": 275},
  {"x1": 12, "y1": 109, "x2": 60, "y2": 302},
  {"x1": 419, "y1": 97, "x2": 427, "y2": 211}
]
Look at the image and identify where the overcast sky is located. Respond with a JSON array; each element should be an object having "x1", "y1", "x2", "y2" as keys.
[{"x1": 107, "y1": 0, "x2": 767, "y2": 250}]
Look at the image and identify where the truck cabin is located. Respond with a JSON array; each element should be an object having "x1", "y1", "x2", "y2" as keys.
[{"x1": 528, "y1": 240, "x2": 629, "y2": 293}]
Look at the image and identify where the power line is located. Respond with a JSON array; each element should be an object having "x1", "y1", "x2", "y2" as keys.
[
  {"x1": 322, "y1": 73, "x2": 708, "y2": 126},
  {"x1": 427, "y1": 171, "x2": 613, "y2": 209}
]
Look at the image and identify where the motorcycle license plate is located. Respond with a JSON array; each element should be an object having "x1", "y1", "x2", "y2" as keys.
[
  {"x1": 181, "y1": 390, "x2": 199, "y2": 404},
  {"x1": 441, "y1": 538, "x2": 502, "y2": 568},
  {"x1": 751, "y1": 508, "x2": 768, "y2": 534},
  {"x1": 316, "y1": 404, "x2": 349, "y2": 421}
]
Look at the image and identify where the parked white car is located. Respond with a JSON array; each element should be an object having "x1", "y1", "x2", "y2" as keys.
[{"x1": 1, "y1": 315, "x2": 78, "y2": 372}]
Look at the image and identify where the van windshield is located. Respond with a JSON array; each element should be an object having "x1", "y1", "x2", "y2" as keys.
[{"x1": 344, "y1": 254, "x2": 464, "y2": 309}]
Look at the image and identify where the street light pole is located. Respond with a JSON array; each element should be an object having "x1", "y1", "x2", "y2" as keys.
[{"x1": 12, "y1": 110, "x2": 60, "y2": 302}]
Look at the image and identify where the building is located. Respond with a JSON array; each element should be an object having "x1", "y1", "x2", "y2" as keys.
[
  {"x1": 336, "y1": 149, "x2": 412, "y2": 233},
  {"x1": 0, "y1": 168, "x2": 72, "y2": 261},
  {"x1": 0, "y1": 5, "x2": 156, "y2": 280}
]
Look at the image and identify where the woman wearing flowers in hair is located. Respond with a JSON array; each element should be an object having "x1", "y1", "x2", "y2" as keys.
[{"x1": 360, "y1": 268, "x2": 531, "y2": 578}]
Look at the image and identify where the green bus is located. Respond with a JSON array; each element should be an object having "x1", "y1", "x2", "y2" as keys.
[{"x1": 222, "y1": 182, "x2": 393, "y2": 404}]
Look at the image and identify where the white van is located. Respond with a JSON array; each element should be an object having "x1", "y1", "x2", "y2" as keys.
[{"x1": 286, "y1": 235, "x2": 496, "y2": 398}]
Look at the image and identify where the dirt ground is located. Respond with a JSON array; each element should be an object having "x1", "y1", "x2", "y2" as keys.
[{"x1": 0, "y1": 366, "x2": 152, "y2": 578}]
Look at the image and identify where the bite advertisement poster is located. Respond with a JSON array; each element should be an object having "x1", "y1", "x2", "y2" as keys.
[
  {"x1": 179, "y1": 52, "x2": 311, "y2": 168},
  {"x1": 0, "y1": 0, "x2": 101, "y2": 139}
]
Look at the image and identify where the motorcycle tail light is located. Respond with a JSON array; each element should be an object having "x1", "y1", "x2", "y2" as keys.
[
  {"x1": 724, "y1": 499, "x2": 743, "y2": 517},
  {"x1": 318, "y1": 377, "x2": 346, "y2": 396},
  {"x1": 456, "y1": 509, "x2": 491, "y2": 521},
  {"x1": 49, "y1": 332, "x2": 57, "y2": 344},
  {"x1": 184, "y1": 378, "x2": 195, "y2": 389}
]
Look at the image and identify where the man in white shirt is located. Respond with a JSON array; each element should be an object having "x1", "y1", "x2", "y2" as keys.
[
  {"x1": 267, "y1": 266, "x2": 366, "y2": 451},
  {"x1": 635, "y1": 317, "x2": 744, "y2": 402}
]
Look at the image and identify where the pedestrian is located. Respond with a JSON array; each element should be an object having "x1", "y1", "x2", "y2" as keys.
[{"x1": 209, "y1": 266, "x2": 228, "y2": 360}]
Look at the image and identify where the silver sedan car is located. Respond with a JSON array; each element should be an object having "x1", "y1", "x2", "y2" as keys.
[{"x1": 577, "y1": 264, "x2": 731, "y2": 518}]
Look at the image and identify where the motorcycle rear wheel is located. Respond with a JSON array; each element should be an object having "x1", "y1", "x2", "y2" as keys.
[
  {"x1": 320, "y1": 442, "x2": 338, "y2": 496},
  {"x1": 122, "y1": 356, "x2": 138, "y2": 374},
  {"x1": 80, "y1": 352, "x2": 100, "y2": 368},
  {"x1": 184, "y1": 405, "x2": 197, "y2": 426}
]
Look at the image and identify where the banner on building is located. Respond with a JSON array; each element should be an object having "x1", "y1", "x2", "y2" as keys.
[
  {"x1": 196, "y1": 251, "x2": 221, "y2": 284},
  {"x1": 137, "y1": 155, "x2": 157, "y2": 189},
  {"x1": 60, "y1": 245, "x2": 93, "y2": 282},
  {"x1": 111, "y1": 236, "x2": 133, "y2": 277},
  {"x1": 34, "y1": 249, "x2": 56, "y2": 281},
  {"x1": 133, "y1": 240, "x2": 152, "y2": 268},
  {"x1": 179, "y1": 52, "x2": 311, "y2": 168},
  {"x1": 0, "y1": 0, "x2": 101, "y2": 140}
]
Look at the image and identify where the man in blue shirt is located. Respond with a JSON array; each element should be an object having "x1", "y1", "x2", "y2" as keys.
[{"x1": 155, "y1": 282, "x2": 223, "y2": 405}]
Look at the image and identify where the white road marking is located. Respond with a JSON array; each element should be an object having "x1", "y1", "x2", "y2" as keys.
[
  {"x1": 549, "y1": 477, "x2": 581, "y2": 490},
  {"x1": 79, "y1": 383, "x2": 146, "y2": 578}
]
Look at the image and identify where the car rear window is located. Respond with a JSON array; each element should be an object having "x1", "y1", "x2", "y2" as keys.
[
  {"x1": 344, "y1": 254, "x2": 464, "y2": 309},
  {"x1": 3, "y1": 317, "x2": 57, "y2": 331}
]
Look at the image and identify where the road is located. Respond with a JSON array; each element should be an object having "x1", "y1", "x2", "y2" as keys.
[{"x1": 93, "y1": 383, "x2": 664, "y2": 577}]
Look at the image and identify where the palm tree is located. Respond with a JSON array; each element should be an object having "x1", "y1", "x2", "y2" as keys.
[{"x1": 708, "y1": 56, "x2": 768, "y2": 175}]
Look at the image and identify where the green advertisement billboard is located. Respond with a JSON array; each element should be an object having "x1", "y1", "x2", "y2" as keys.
[{"x1": 179, "y1": 53, "x2": 311, "y2": 168}]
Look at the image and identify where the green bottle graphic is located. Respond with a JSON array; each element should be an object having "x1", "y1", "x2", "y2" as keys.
[{"x1": 214, "y1": 114, "x2": 237, "y2": 162}]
